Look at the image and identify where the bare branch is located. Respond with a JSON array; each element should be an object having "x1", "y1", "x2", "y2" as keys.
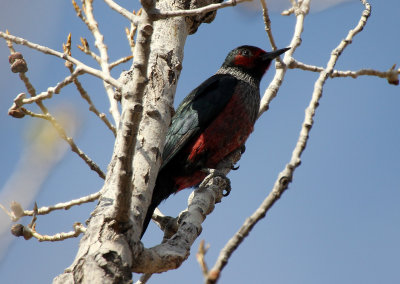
[
  {"x1": 259, "y1": 0, "x2": 278, "y2": 51},
  {"x1": 151, "y1": 0, "x2": 251, "y2": 18},
  {"x1": 109, "y1": 55, "x2": 134, "y2": 70},
  {"x1": 131, "y1": 149, "x2": 241, "y2": 273},
  {"x1": 288, "y1": 58, "x2": 400, "y2": 85},
  {"x1": 9, "y1": 92, "x2": 105, "y2": 179},
  {"x1": 61, "y1": 34, "x2": 118, "y2": 135},
  {"x1": 103, "y1": 0, "x2": 139, "y2": 24},
  {"x1": 125, "y1": 10, "x2": 140, "y2": 55},
  {"x1": 207, "y1": 1, "x2": 371, "y2": 283},
  {"x1": 6, "y1": 54, "x2": 107, "y2": 180},
  {"x1": 19, "y1": 72, "x2": 51, "y2": 115},
  {"x1": 67, "y1": 65, "x2": 117, "y2": 136},
  {"x1": 11, "y1": 222, "x2": 86, "y2": 242},
  {"x1": 151, "y1": 208, "x2": 179, "y2": 240},
  {"x1": 77, "y1": 37, "x2": 102, "y2": 64},
  {"x1": 258, "y1": 0, "x2": 310, "y2": 117},
  {"x1": 83, "y1": 0, "x2": 121, "y2": 126},
  {"x1": 197, "y1": 240, "x2": 210, "y2": 278},
  {"x1": 24, "y1": 107, "x2": 106, "y2": 179},
  {"x1": 112, "y1": 7, "x2": 154, "y2": 224},
  {"x1": 22, "y1": 191, "x2": 101, "y2": 216},
  {"x1": 72, "y1": 0, "x2": 89, "y2": 26},
  {"x1": 0, "y1": 31, "x2": 122, "y2": 88},
  {"x1": 15, "y1": 68, "x2": 83, "y2": 106},
  {"x1": 5, "y1": 47, "x2": 106, "y2": 180}
]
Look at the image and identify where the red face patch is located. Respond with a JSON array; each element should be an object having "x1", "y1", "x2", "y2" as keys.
[
  {"x1": 233, "y1": 54, "x2": 253, "y2": 67},
  {"x1": 233, "y1": 48, "x2": 266, "y2": 69}
]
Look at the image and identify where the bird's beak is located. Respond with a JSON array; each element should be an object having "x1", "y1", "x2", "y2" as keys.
[{"x1": 262, "y1": 47, "x2": 291, "y2": 60}]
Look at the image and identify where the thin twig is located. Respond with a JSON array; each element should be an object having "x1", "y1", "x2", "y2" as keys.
[
  {"x1": 259, "y1": 0, "x2": 278, "y2": 51},
  {"x1": 62, "y1": 34, "x2": 117, "y2": 135},
  {"x1": 72, "y1": 0, "x2": 90, "y2": 26},
  {"x1": 258, "y1": 0, "x2": 310, "y2": 117},
  {"x1": 151, "y1": 0, "x2": 251, "y2": 19},
  {"x1": 103, "y1": 0, "x2": 138, "y2": 24},
  {"x1": 0, "y1": 31, "x2": 122, "y2": 89},
  {"x1": 10, "y1": 92, "x2": 105, "y2": 179},
  {"x1": 289, "y1": 58, "x2": 399, "y2": 84},
  {"x1": 16, "y1": 68, "x2": 83, "y2": 106},
  {"x1": 13, "y1": 222, "x2": 87, "y2": 242},
  {"x1": 109, "y1": 55, "x2": 134, "y2": 70},
  {"x1": 82, "y1": 0, "x2": 121, "y2": 126},
  {"x1": 5, "y1": 40, "x2": 106, "y2": 179},
  {"x1": 67, "y1": 65, "x2": 117, "y2": 136},
  {"x1": 77, "y1": 37, "x2": 101, "y2": 64},
  {"x1": 197, "y1": 240, "x2": 210, "y2": 278},
  {"x1": 21, "y1": 107, "x2": 106, "y2": 179},
  {"x1": 207, "y1": 1, "x2": 371, "y2": 283},
  {"x1": 23, "y1": 191, "x2": 101, "y2": 216},
  {"x1": 125, "y1": 10, "x2": 140, "y2": 55}
]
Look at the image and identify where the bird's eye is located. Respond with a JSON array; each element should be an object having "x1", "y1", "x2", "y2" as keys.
[{"x1": 241, "y1": 49, "x2": 251, "y2": 57}]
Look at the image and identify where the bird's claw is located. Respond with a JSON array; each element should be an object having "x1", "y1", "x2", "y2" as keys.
[
  {"x1": 231, "y1": 164, "x2": 240, "y2": 170},
  {"x1": 200, "y1": 168, "x2": 232, "y2": 197},
  {"x1": 223, "y1": 184, "x2": 231, "y2": 196}
]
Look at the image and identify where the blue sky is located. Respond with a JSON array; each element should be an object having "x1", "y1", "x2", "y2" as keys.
[{"x1": 0, "y1": 0, "x2": 399, "y2": 283}]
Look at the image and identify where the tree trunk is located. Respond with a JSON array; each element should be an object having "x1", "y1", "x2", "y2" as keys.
[{"x1": 53, "y1": 0, "x2": 221, "y2": 282}]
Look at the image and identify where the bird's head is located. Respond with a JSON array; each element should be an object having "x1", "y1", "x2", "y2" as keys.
[{"x1": 222, "y1": 45, "x2": 290, "y2": 81}]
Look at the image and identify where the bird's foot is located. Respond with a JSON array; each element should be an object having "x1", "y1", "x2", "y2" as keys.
[
  {"x1": 231, "y1": 164, "x2": 240, "y2": 170},
  {"x1": 200, "y1": 168, "x2": 231, "y2": 196},
  {"x1": 230, "y1": 145, "x2": 245, "y2": 170}
]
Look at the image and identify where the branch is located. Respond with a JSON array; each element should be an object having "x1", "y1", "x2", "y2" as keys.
[
  {"x1": 10, "y1": 93, "x2": 106, "y2": 179},
  {"x1": 0, "y1": 31, "x2": 122, "y2": 89},
  {"x1": 109, "y1": 55, "x2": 134, "y2": 70},
  {"x1": 103, "y1": 0, "x2": 139, "y2": 24},
  {"x1": 62, "y1": 34, "x2": 118, "y2": 135},
  {"x1": 54, "y1": 0, "x2": 225, "y2": 280},
  {"x1": 6, "y1": 53, "x2": 107, "y2": 180},
  {"x1": 151, "y1": 0, "x2": 251, "y2": 19},
  {"x1": 77, "y1": 37, "x2": 102, "y2": 64},
  {"x1": 125, "y1": 12, "x2": 140, "y2": 56},
  {"x1": 288, "y1": 58, "x2": 399, "y2": 85},
  {"x1": 131, "y1": 150, "x2": 241, "y2": 273},
  {"x1": 112, "y1": 8, "x2": 154, "y2": 224},
  {"x1": 22, "y1": 191, "x2": 101, "y2": 217},
  {"x1": 259, "y1": 0, "x2": 278, "y2": 51},
  {"x1": 67, "y1": 66, "x2": 117, "y2": 136},
  {"x1": 14, "y1": 68, "x2": 83, "y2": 106},
  {"x1": 83, "y1": 0, "x2": 121, "y2": 126},
  {"x1": 206, "y1": 1, "x2": 371, "y2": 283},
  {"x1": 258, "y1": 0, "x2": 310, "y2": 117},
  {"x1": 197, "y1": 240, "x2": 210, "y2": 278},
  {"x1": 151, "y1": 208, "x2": 179, "y2": 240},
  {"x1": 11, "y1": 222, "x2": 86, "y2": 242}
]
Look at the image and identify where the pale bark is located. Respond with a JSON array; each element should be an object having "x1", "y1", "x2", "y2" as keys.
[{"x1": 53, "y1": 0, "x2": 221, "y2": 282}]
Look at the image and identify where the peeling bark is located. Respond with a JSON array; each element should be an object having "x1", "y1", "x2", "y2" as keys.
[{"x1": 53, "y1": 0, "x2": 222, "y2": 283}]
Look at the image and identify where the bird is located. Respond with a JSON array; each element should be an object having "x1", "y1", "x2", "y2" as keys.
[{"x1": 141, "y1": 45, "x2": 290, "y2": 238}]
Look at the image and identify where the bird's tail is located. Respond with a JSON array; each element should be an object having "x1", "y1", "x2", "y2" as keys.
[
  {"x1": 140, "y1": 198, "x2": 159, "y2": 239},
  {"x1": 140, "y1": 172, "x2": 175, "y2": 239}
]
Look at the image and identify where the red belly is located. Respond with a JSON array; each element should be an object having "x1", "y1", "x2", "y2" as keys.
[{"x1": 174, "y1": 94, "x2": 254, "y2": 190}]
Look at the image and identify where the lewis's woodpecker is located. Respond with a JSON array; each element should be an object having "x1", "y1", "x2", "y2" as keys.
[{"x1": 141, "y1": 45, "x2": 290, "y2": 238}]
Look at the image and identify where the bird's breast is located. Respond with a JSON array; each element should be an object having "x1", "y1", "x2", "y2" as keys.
[
  {"x1": 188, "y1": 91, "x2": 256, "y2": 165},
  {"x1": 173, "y1": 86, "x2": 259, "y2": 190}
]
